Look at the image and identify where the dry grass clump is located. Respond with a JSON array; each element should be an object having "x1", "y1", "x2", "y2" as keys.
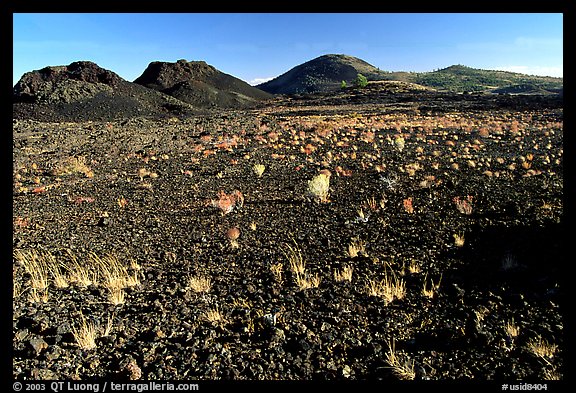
[
  {"x1": 308, "y1": 172, "x2": 331, "y2": 203},
  {"x1": 334, "y1": 265, "x2": 354, "y2": 282},
  {"x1": 29, "y1": 288, "x2": 49, "y2": 303},
  {"x1": 270, "y1": 263, "x2": 284, "y2": 283},
  {"x1": 92, "y1": 253, "x2": 140, "y2": 291},
  {"x1": 422, "y1": 273, "x2": 442, "y2": 299},
  {"x1": 282, "y1": 242, "x2": 306, "y2": 276},
  {"x1": 347, "y1": 239, "x2": 366, "y2": 258},
  {"x1": 107, "y1": 288, "x2": 126, "y2": 305},
  {"x1": 14, "y1": 248, "x2": 68, "y2": 302},
  {"x1": 453, "y1": 233, "x2": 466, "y2": 247},
  {"x1": 295, "y1": 272, "x2": 321, "y2": 290},
  {"x1": 252, "y1": 164, "x2": 266, "y2": 177},
  {"x1": 542, "y1": 367, "x2": 562, "y2": 380},
  {"x1": 201, "y1": 307, "x2": 226, "y2": 326},
  {"x1": 72, "y1": 312, "x2": 99, "y2": 350},
  {"x1": 281, "y1": 241, "x2": 320, "y2": 290},
  {"x1": 407, "y1": 260, "x2": 421, "y2": 274},
  {"x1": 385, "y1": 338, "x2": 416, "y2": 380},
  {"x1": 367, "y1": 267, "x2": 406, "y2": 304},
  {"x1": 15, "y1": 248, "x2": 141, "y2": 305},
  {"x1": 65, "y1": 249, "x2": 98, "y2": 288},
  {"x1": 14, "y1": 249, "x2": 51, "y2": 292},
  {"x1": 527, "y1": 336, "x2": 557, "y2": 364},
  {"x1": 505, "y1": 318, "x2": 520, "y2": 340},
  {"x1": 52, "y1": 156, "x2": 94, "y2": 178},
  {"x1": 188, "y1": 275, "x2": 212, "y2": 293},
  {"x1": 362, "y1": 196, "x2": 379, "y2": 211}
]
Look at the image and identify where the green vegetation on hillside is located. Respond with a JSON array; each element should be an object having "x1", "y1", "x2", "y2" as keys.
[{"x1": 411, "y1": 65, "x2": 562, "y2": 93}]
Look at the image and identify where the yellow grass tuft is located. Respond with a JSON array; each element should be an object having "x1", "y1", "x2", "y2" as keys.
[
  {"x1": 295, "y1": 272, "x2": 321, "y2": 290},
  {"x1": 407, "y1": 260, "x2": 421, "y2": 274},
  {"x1": 107, "y1": 288, "x2": 126, "y2": 305},
  {"x1": 66, "y1": 249, "x2": 98, "y2": 288},
  {"x1": 29, "y1": 289, "x2": 49, "y2": 303},
  {"x1": 188, "y1": 275, "x2": 212, "y2": 293},
  {"x1": 72, "y1": 312, "x2": 99, "y2": 350},
  {"x1": 527, "y1": 336, "x2": 557, "y2": 364},
  {"x1": 542, "y1": 367, "x2": 562, "y2": 380},
  {"x1": 308, "y1": 173, "x2": 330, "y2": 203},
  {"x1": 252, "y1": 164, "x2": 266, "y2": 177},
  {"x1": 505, "y1": 318, "x2": 520, "y2": 339},
  {"x1": 385, "y1": 338, "x2": 416, "y2": 380},
  {"x1": 334, "y1": 265, "x2": 353, "y2": 282},
  {"x1": 453, "y1": 233, "x2": 466, "y2": 247},
  {"x1": 53, "y1": 156, "x2": 94, "y2": 178},
  {"x1": 202, "y1": 307, "x2": 226, "y2": 326},
  {"x1": 422, "y1": 273, "x2": 442, "y2": 299},
  {"x1": 347, "y1": 239, "x2": 366, "y2": 258},
  {"x1": 367, "y1": 267, "x2": 406, "y2": 304},
  {"x1": 282, "y1": 242, "x2": 306, "y2": 276},
  {"x1": 270, "y1": 263, "x2": 284, "y2": 283}
]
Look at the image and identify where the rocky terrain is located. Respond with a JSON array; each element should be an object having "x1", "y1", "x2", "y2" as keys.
[
  {"x1": 12, "y1": 61, "x2": 198, "y2": 122},
  {"x1": 13, "y1": 81, "x2": 564, "y2": 382}
]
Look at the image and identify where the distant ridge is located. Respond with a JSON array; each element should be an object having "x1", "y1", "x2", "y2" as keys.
[
  {"x1": 258, "y1": 55, "x2": 563, "y2": 95},
  {"x1": 411, "y1": 65, "x2": 563, "y2": 94},
  {"x1": 134, "y1": 59, "x2": 272, "y2": 109}
]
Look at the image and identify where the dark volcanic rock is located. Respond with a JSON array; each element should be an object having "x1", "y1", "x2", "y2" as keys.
[
  {"x1": 134, "y1": 59, "x2": 272, "y2": 108},
  {"x1": 13, "y1": 61, "x2": 196, "y2": 122},
  {"x1": 13, "y1": 61, "x2": 123, "y2": 103}
]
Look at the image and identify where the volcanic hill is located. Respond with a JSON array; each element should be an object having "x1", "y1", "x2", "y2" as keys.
[
  {"x1": 12, "y1": 61, "x2": 196, "y2": 122},
  {"x1": 257, "y1": 54, "x2": 388, "y2": 94},
  {"x1": 133, "y1": 59, "x2": 272, "y2": 109}
]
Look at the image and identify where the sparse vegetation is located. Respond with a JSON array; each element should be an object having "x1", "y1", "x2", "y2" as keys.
[
  {"x1": 52, "y1": 156, "x2": 94, "y2": 178},
  {"x1": 505, "y1": 318, "x2": 520, "y2": 341},
  {"x1": 422, "y1": 273, "x2": 442, "y2": 299},
  {"x1": 270, "y1": 262, "x2": 284, "y2": 283},
  {"x1": 295, "y1": 272, "x2": 321, "y2": 290},
  {"x1": 453, "y1": 233, "x2": 465, "y2": 247},
  {"x1": 282, "y1": 242, "x2": 306, "y2": 277}
]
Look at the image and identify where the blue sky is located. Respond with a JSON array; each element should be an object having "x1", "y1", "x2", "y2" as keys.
[{"x1": 13, "y1": 13, "x2": 563, "y2": 86}]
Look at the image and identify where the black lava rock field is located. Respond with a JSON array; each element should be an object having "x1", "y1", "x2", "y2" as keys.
[{"x1": 13, "y1": 87, "x2": 564, "y2": 383}]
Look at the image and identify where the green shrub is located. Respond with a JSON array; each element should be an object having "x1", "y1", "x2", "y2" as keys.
[{"x1": 355, "y1": 73, "x2": 368, "y2": 88}]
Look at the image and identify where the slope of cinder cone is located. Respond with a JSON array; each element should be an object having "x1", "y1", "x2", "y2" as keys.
[
  {"x1": 257, "y1": 54, "x2": 387, "y2": 94},
  {"x1": 134, "y1": 59, "x2": 272, "y2": 108}
]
